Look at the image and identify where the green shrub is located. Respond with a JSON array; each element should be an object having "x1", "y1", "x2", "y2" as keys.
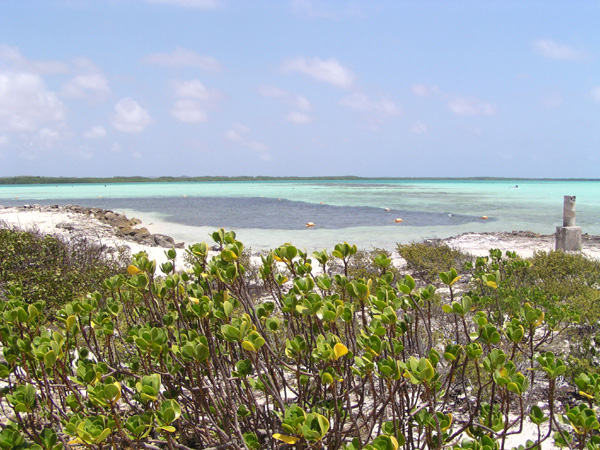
[
  {"x1": 524, "y1": 250, "x2": 600, "y2": 324},
  {"x1": 397, "y1": 240, "x2": 472, "y2": 283},
  {"x1": 346, "y1": 248, "x2": 400, "y2": 285},
  {"x1": 0, "y1": 225, "x2": 126, "y2": 314},
  {"x1": 1, "y1": 229, "x2": 599, "y2": 450}
]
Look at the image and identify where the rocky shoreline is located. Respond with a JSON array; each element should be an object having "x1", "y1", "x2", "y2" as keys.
[{"x1": 2, "y1": 204, "x2": 184, "y2": 248}]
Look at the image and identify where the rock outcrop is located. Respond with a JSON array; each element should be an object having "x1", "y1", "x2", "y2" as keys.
[{"x1": 8, "y1": 204, "x2": 184, "y2": 248}]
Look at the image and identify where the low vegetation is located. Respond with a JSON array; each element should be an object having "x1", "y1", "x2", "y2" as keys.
[
  {"x1": 397, "y1": 241, "x2": 472, "y2": 284},
  {"x1": 0, "y1": 228, "x2": 598, "y2": 450},
  {"x1": 0, "y1": 224, "x2": 127, "y2": 313}
]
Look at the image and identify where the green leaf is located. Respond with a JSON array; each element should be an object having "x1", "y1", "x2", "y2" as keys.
[{"x1": 44, "y1": 350, "x2": 57, "y2": 367}]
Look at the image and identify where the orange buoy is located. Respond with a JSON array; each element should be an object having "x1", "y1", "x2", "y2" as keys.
[
  {"x1": 384, "y1": 208, "x2": 390, "y2": 211},
  {"x1": 183, "y1": 195, "x2": 187, "y2": 197},
  {"x1": 306, "y1": 222, "x2": 315, "y2": 227},
  {"x1": 395, "y1": 218, "x2": 403, "y2": 223},
  {"x1": 481, "y1": 215, "x2": 488, "y2": 220}
]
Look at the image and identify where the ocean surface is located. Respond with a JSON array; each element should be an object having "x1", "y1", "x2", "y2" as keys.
[{"x1": 1, "y1": 179, "x2": 598, "y2": 251}]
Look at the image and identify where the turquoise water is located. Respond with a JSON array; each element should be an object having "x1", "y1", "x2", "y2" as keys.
[{"x1": 1, "y1": 179, "x2": 598, "y2": 251}]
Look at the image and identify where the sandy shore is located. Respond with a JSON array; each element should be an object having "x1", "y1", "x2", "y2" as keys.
[
  {"x1": 442, "y1": 230, "x2": 600, "y2": 259},
  {"x1": 2, "y1": 205, "x2": 600, "y2": 272}
]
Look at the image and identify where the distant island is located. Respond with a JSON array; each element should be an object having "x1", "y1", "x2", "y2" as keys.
[{"x1": 1, "y1": 176, "x2": 599, "y2": 185}]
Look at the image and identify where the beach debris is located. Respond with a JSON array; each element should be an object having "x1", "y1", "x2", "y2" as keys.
[{"x1": 395, "y1": 218, "x2": 403, "y2": 223}]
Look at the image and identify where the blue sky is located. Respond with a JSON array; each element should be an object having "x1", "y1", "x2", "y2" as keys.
[{"x1": 1, "y1": 0, "x2": 599, "y2": 178}]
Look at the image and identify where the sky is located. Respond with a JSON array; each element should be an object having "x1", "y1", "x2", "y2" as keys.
[{"x1": 0, "y1": 0, "x2": 599, "y2": 178}]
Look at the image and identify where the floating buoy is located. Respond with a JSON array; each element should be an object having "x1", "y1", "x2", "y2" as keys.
[
  {"x1": 98, "y1": 196, "x2": 103, "y2": 198},
  {"x1": 384, "y1": 208, "x2": 390, "y2": 211},
  {"x1": 306, "y1": 222, "x2": 315, "y2": 227},
  {"x1": 278, "y1": 198, "x2": 282, "y2": 201},
  {"x1": 183, "y1": 195, "x2": 187, "y2": 197},
  {"x1": 481, "y1": 215, "x2": 488, "y2": 220},
  {"x1": 320, "y1": 202, "x2": 324, "y2": 204},
  {"x1": 395, "y1": 218, "x2": 403, "y2": 223}
]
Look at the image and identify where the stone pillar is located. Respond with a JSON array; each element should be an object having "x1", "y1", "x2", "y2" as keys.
[
  {"x1": 556, "y1": 195, "x2": 582, "y2": 251},
  {"x1": 563, "y1": 195, "x2": 576, "y2": 226}
]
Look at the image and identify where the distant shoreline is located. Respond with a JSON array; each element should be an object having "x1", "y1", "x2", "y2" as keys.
[{"x1": 1, "y1": 176, "x2": 600, "y2": 185}]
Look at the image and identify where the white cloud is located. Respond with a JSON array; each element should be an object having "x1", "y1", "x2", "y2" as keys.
[
  {"x1": 411, "y1": 122, "x2": 427, "y2": 134},
  {"x1": 143, "y1": 47, "x2": 222, "y2": 71},
  {"x1": 143, "y1": 0, "x2": 221, "y2": 8},
  {"x1": 447, "y1": 97, "x2": 495, "y2": 116},
  {"x1": 61, "y1": 59, "x2": 110, "y2": 101},
  {"x1": 340, "y1": 93, "x2": 400, "y2": 117},
  {"x1": 413, "y1": 83, "x2": 494, "y2": 118},
  {"x1": 294, "y1": 95, "x2": 311, "y2": 111},
  {"x1": 170, "y1": 79, "x2": 221, "y2": 101},
  {"x1": 171, "y1": 99, "x2": 208, "y2": 123},
  {"x1": 39, "y1": 128, "x2": 62, "y2": 143},
  {"x1": 61, "y1": 73, "x2": 110, "y2": 100},
  {"x1": 532, "y1": 39, "x2": 584, "y2": 60},
  {"x1": 84, "y1": 126, "x2": 107, "y2": 139},
  {"x1": 591, "y1": 87, "x2": 600, "y2": 102},
  {"x1": 286, "y1": 111, "x2": 313, "y2": 124},
  {"x1": 169, "y1": 79, "x2": 221, "y2": 123},
  {"x1": 281, "y1": 57, "x2": 355, "y2": 89},
  {"x1": 412, "y1": 84, "x2": 440, "y2": 97},
  {"x1": 0, "y1": 44, "x2": 68, "y2": 74},
  {"x1": 259, "y1": 85, "x2": 312, "y2": 111},
  {"x1": 0, "y1": 72, "x2": 65, "y2": 132},
  {"x1": 225, "y1": 124, "x2": 272, "y2": 160},
  {"x1": 111, "y1": 98, "x2": 153, "y2": 133}
]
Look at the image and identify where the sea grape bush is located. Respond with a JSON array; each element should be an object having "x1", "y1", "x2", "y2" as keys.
[{"x1": 0, "y1": 229, "x2": 598, "y2": 450}]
